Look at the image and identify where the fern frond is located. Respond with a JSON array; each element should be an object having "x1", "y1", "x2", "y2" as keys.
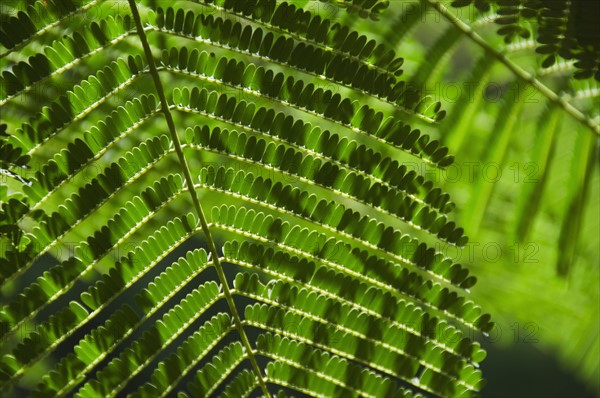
[
  {"x1": 0, "y1": 1, "x2": 491, "y2": 397},
  {"x1": 149, "y1": 5, "x2": 441, "y2": 122},
  {"x1": 0, "y1": 0, "x2": 99, "y2": 56},
  {"x1": 451, "y1": 0, "x2": 600, "y2": 80}
]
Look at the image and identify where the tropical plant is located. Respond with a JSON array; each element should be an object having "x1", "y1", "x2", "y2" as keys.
[
  {"x1": 0, "y1": 1, "x2": 597, "y2": 397},
  {"x1": 411, "y1": 1, "x2": 599, "y2": 390}
]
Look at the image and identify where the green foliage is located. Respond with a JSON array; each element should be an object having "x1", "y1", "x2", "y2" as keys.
[
  {"x1": 0, "y1": 0, "x2": 493, "y2": 397},
  {"x1": 414, "y1": 0, "x2": 599, "y2": 390},
  {"x1": 451, "y1": 0, "x2": 600, "y2": 80},
  {"x1": 0, "y1": 0, "x2": 598, "y2": 397}
]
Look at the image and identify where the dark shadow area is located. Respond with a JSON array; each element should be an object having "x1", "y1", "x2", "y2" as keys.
[{"x1": 481, "y1": 340, "x2": 597, "y2": 398}]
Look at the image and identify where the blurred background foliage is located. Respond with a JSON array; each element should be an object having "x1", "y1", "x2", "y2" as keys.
[
  {"x1": 0, "y1": 0, "x2": 598, "y2": 396},
  {"x1": 372, "y1": 1, "x2": 600, "y2": 395}
]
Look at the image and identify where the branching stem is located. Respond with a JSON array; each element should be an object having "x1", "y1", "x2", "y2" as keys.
[
  {"x1": 426, "y1": 0, "x2": 600, "y2": 136},
  {"x1": 127, "y1": 1, "x2": 271, "y2": 396}
]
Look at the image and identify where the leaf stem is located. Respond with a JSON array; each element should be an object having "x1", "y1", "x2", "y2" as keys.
[
  {"x1": 126, "y1": 2, "x2": 271, "y2": 396},
  {"x1": 426, "y1": 0, "x2": 600, "y2": 136},
  {"x1": 0, "y1": 0, "x2": 100, "y2": 59}
]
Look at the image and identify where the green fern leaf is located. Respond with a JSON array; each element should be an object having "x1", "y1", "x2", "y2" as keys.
[{"x1": 0, "y1": 1, "x2": 492, "y2": 397}]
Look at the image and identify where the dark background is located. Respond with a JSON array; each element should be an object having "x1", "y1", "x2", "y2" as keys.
[{"x1": 482, "y1": 340, "x2": 596, "y2": 398}]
